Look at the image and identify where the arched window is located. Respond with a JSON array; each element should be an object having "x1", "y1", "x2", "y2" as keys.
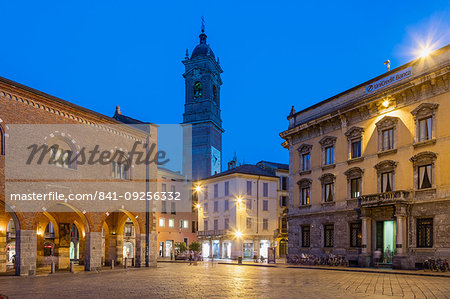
[
  {"x1": 48, "y1": 137, "x2": 76, "y2": 169},
  {"x1": 193, "y1": 81, "x2": 202, "y2": 99},
  {"x1": 213, "y1": 85, "x2": 218, "y2": 103},
  {"x1": 44, "y1": 222, "x2": 55, "y2": 239},
  {"x1": 112, "y1": 155, "x2": 130, "y2": 180},
  {"x1": 0, "y1": 125, "x2": 5, "y2": 156}
]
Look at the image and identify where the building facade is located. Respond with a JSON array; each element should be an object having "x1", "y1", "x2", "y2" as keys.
[
  {"x1": 280, "y1": 45, "x2": 450, "y2": 269},
  {"x1": 156, "y1": 167, "x2": 197, "y2": 258},
  {"x1": 0, "y1": 76, "x2": 159, "y2": 275},
  {"x1": 182, "y1": 26, "x2": 224, "y2": 181},
  {"x1": 196, "y1": 163, "x2": 287, "y2": 260}
]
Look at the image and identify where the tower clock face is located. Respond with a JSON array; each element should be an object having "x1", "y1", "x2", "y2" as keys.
[{"x1": 211, "y1": 146, "x2": 221, "y2": 175}]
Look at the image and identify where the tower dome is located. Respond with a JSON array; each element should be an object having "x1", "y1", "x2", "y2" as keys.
[{"x1": 190, "y1": 26, "x2": 215, "y2": 59}]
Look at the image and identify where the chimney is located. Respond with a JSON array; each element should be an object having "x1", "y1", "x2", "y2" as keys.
[{"x1": 115, "y1": 105, "x2": 121, "y2": 115}]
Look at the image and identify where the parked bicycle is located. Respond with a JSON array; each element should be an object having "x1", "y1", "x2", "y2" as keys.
[{"x1": 423, "y1": 258, "x2": 449, "y2": 272}]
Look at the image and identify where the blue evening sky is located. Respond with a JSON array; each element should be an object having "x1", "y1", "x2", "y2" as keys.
[{"x1": 1, "y1": 1, "x2": 449, "y2": 168}]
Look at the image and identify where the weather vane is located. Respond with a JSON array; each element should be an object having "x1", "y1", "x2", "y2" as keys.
[{"x1": 201, "y1": 16, "x2": 205, "y2": 32}]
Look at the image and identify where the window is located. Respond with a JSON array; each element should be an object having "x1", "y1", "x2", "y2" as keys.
[
  {"x1": 159, "y1": 218, "x2": 165, "y2": 227},
  {"x1": 381, "y1": 172, "x2": 393, "y2": 192},
  {"x1": 325, "y1": 147, "x2": 333, "y2": 165},
  {"x1": 417, "y1": 218, "x2": 433, "y2": 248},
  {"x1": 162, "y1": 184, "x2": 166, "y2": 192},
  {"x1": 168, "y1": 219, "x2": 174, "y2": 228},
  {"x1": 51, "y1": 146, "x2": 70, "y2": 169},
  {"x1": 214, "y1": 219, "x2": 218, "y2": 230},
  {"x1": 302, "y1": 154, "x2": 311, "y2": 171},
  {"x1": 301, "y1": 187, "x2": 310, "y2": 205},
  {"x1": 224, "y1": 199, "x2": 229, "y2": 211},
  {"x1": 418, "y1": 165, "x2": 432, "y2": 189},
  {"x1": 320, "y1": 173, "x2": 335, "y2": 202},
  {"x1": 171, "y1": 185, "x2": 176, "y2": 193},
  {"x1": 280, "y1": 176, "x2": 288, "y2": 190},
  {"x1": 112, "y1": 158, "x2": 129, "y2": 179},
  {"x1": 224, "y1": 181, "x2": 229, "y2": 196},
  {"x1": 263, "y1": 219, "x2": 268, "y2": 231},
  {"x1": 183, "y1": 220, "x2": 189, "y2": 229},
  {"x1": 418, "y1": 117, "x2": 433, "y2": 141},
  {"x1": 263, "y1": 183, "x2": 268, "y2": 197},
  {"x1": 319, "y1": 136, "x2": 337, "y2": 167},
  {"x1": 192, "y1": 221, "x2": 196, "y2": 233},
  {"x1": 345, "y1": 127, "x2": 364, "y2": 160},
  {"x1": 171, "y1": 202, "x2": 176, "y2": 214},
  {"x1": 280, "y1": 196, "x2": 287, "y2": 207},
  {"x1": 382, "y1": 129, "x2": 394, "y2": 151},
  {"x1": 0, "y1": 125, "x2": 4, "y2": 156},
  {"x1": 204, "y1": 220, "x2": 208, "y2": 231},
  {"x1": 161, "y1": 201, "x2": 167, "y2": 214},
  {"x1": 298, "y1": 144, "x2": 312, "y2": 172},
  {"x1": 214, "y1": 201, "x2": 219, "y2": 212},
  {"x1": 301, "y1": 226, "x2": 310, "y2": 247},
  {"x1": 350, "y1": 178, "x2": 361, "y2": 198},
  {"x1": 246, "y1": 181, "x2": 252, "y2": 195},
  {"x1": 375, "y1": 160, "x2": 397, "y2": 193},
  {"x1": 410, "y1": 152, "x2": 437, "y2": 190},
  {"x1": 324, "y1": 224, "x2": 334, "y2": 247},
  {"x1": 324, "y1": 183, "x2": 334, "y2": 202},
  {"x1": 224, "y1": 218, "x2": 229, "y2": 230},
  {"x1": 297, "y1": 178, "x2": 312, "y2": 206},
  {"x1": 203, "y1": 202, "x2": 208, "y2": 213},
  {"x1": 262, "y1": 200, "x2": 268, "y2": 211},
  {"x1": 214, "y1": 184, "x2": 219, "y2": 198},
  {"x1": 350, "y1": 223, "x2": 362, "y2": 247},
  {"x1": 351, "y1": 141, "x2": 361, "y2": 159},
  {"x1": 411, "y1": 103, "x2": 438, "y2": 144},
  {"x1": 376, "y1": 116, "x2": 399, "y2": 153},
  {"x1": 345, "y1": 167, "x2": 363, "y2": 199},
  {"x1": 246, "y1": 218, "x2": 252, "y2": 229},
  {"x1": 204, "y1": 187, "x2": 208, "y2": 200},
  {"x1": 246, "y1": 198, "x2": 252, "y2": 210},
  {"x1": 179, "y1": 220, "x2": 184, "y2": 228}
]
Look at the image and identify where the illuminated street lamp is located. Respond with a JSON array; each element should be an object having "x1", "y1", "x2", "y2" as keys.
[
  {"x1": 234, "y1": 230, "x2": 243, "y2": 239},
  {"x1": 195, "y1": 185, "x2": 202, "y2": 193},
  {"x1": 382, "y1": 100, "x2": 389, "y2": 108}
]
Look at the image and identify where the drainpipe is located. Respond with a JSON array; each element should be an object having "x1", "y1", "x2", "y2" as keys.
[{"x1": 257, "y1": 176, "x2": 260, "y2": 234}]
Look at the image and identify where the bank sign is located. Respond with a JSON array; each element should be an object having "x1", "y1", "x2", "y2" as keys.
[{"x1": 366, "y1": 67, "x2": 412, "y2": 94}]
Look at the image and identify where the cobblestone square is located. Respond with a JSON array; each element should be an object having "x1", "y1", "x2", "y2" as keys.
[{"x1": 0, "y1": 263, "x2": 449, "y2": 298}]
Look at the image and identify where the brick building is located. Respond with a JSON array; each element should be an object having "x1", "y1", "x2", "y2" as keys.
[
  {"x1": 0, "y1": 76, "x2": 159, "y2": 275},
  {"x1": 280, "y1": 45, "x2": 450, "y2": 269}
]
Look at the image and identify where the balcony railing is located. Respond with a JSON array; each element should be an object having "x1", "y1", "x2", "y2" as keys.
[
  {"x1": 359, "y1": 190, "x2": 410, "y2": 206},
  {"x1": 197, "y1": 229, "x2": 229, "y2": 237}
]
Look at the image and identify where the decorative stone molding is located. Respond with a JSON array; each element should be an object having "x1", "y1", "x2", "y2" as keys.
[
  {"x1": 409, "y1": 151, "x2": 437, "y2": 166},
  {"x1": 297, "y1": 178, "x2": 313, "y2": 188},
  {"x1": 344, "y1": 167, "x2": 364, "y2": 179},
  {"x1": 374, "y1": 160, "x2": 398, "y2": 173},
  {"x1": 411, "y1": 103, "x2": 439, "y2": 118},
  {"x1": 344, "y1": 126, "x2": 364, "y2": 139},
  {"x1": 319, "y1": 136, "x2": 337, "y2": 147},
  {"x1": 319, "y1": 173, "x2": 336, "y2": 184},
  {"x1": 297, "y1": 143, "x2": 312, "y2": 154}
]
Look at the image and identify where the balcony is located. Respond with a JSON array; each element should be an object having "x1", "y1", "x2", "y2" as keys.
[
  {"x1": 197, "y1": 229, "x2": 229, "y2": 237},
  {"x1": 359, "y1": 190, "x2": 410, "y2": 206}
]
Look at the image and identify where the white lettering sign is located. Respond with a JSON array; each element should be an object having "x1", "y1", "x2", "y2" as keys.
[{"x1": 366, "y1": 67, "x2": 412, "y2": 94}]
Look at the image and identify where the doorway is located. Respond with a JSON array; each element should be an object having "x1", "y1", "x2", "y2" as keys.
[{"x1": 375, "y1": 220, "x2": 396, "y2": 264}]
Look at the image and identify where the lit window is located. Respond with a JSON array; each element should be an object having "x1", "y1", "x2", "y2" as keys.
[
  {"x1": 168, "y1": 219, "x2": 174, "y2": 228},
  {"x1": 350, "y1": 178, "x2": 361, "y2": 198},
  {"x1": 183, "y1": 220, "x2": 189, "y2": 229},
  {"x1": 301, "y1": 187, "x2": 310, "y2": 205},
  {"x1": 159, "y1": 218, "x2": 165, "y2": 227}
]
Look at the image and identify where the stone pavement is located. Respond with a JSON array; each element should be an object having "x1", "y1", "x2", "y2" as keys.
[{"x1": 0, "y1": 263, "x2": 449, "y2": 298}]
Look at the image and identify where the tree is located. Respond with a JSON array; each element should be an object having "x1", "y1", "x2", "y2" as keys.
[
  {"x1": 174, "y1": 242, "x2": 188, "y2": 255},
  {"x1": 188, "y1": 241, "x2": 202, "y2": 253}
]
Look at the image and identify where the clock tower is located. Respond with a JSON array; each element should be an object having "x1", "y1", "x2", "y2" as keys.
[{"x1": 182, "y1": 23, "x2": 224, "y2": 181}]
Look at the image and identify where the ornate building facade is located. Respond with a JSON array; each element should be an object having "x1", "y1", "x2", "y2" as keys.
[
  {"x1": 280, "y1": 45, "x2": 450, "y2": 269},
  {"x1": 0, "y1": 77, "x2": 159, "y2": 275}
]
